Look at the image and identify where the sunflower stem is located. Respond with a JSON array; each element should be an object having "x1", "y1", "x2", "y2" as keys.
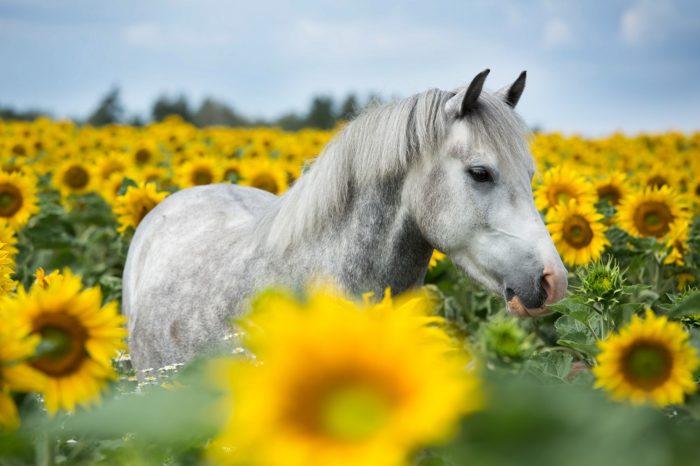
[
  {"x1": 36, "y1": 432, "x2": 55, "y2": 466},
  {"x1": 585, "y1": 321, "x2": 600, "y2": 341}
]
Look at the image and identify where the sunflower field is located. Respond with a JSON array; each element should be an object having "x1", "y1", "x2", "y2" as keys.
[{"x1": 1, "y1": 117, "x2": 700, "y2": 466}]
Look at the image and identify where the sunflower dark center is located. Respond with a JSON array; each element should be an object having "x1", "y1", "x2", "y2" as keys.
[
  {"x1": 135, "y1": 148, "x2": 151, "y2": 163},
  {"x1": 192, "y1": 168, "x2": 214, "y2": 185},
  {"x1": 63, "y1": 166, "x2": 89, "y2": 190},
  {"x1": 283, "y1": 370, "x2": 397, "y2": 444},
  {"x1": 548, "y1": 187, "x2": 572, "y2": 206},
  {"x1": 31, "y1": 313, "x2": 88, "y2": 377},
  {"x1": 647, "y1": 176, "x2": 668, "y2": 189},
  {"x1": 102, "y1": 164, "x2": 123, "y2": 180},
  {"x1": 621, "y1": 341, "x2": 673, "y2": 390},
  {"x1": 633, "y1": 201, "x2": 673, "y2": 238},
  {"x1": 563, "y1": 215, "x2": 594, "y2": 248},
  {"x1": 597, "y1": 185, "x2": 622, "y2": 205},
  {"x1": 251, "y1": 174, "x2": 278, "y2": 193},
  {"x1": 694, "y1": 183, "x2": 700, "y2": 197},
  {"x1": 2, "y1": 164, "x2": 21, "y2": 174},
  {"x1": 224, "y1": 167, "x2": 240, "y2": 181},
  {"x1": 673, "y1": 239, "x2": 686, "y2": 255},
  {"x1": 136, "y1": 204, "x2": 152, "y2": 225},
  {"x1": 12, "y1": 144, "x2": 27, "y2": 157},
  {"x1": 319, "y1": 384, "x2": 391, "y2": 442},
  {"x1": 0, "y1": 183, "x2": 23, "y2": 217}
]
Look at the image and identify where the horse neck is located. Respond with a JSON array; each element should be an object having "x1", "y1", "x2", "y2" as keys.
[{"x1": 311, "y1": 174, "x2": 434, "y2": 296}]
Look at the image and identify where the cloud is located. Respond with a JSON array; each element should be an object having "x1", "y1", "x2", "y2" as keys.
[
  {"x1": 542, "y1": 18, "x2": 575, "y2": 49},
  {"x1": 123, "y1": 21, "x2": 235, "y2": 49},
  {"x1": 620, "y1": 0, "x2": 675, "y2": 45},
  {"x1": 285, "y1": 17, "x2": 464, "y2": 61}
]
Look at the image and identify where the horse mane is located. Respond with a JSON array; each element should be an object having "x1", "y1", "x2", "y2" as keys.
[{"x1": 257, "y1": 86, "x2": 530, "y2": 252}]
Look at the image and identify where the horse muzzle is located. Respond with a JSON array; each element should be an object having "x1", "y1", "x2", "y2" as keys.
[{"x1": 505, "y1": 264, "x2": 568, "y2": 317}]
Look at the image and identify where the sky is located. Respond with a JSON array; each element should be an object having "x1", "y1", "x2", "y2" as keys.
[{"x1": 1, "y1": 0, "x2": 699, "y2": 135}]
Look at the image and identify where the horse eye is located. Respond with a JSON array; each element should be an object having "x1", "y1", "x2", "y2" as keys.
[{"x1": 467, "y1": 167, "x2": 493, "y2": 183}]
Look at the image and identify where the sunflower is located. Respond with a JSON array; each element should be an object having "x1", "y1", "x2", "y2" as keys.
[
  {"x1": 276, "y1": 141, "x2": 306, "y2": 180},
  {"x1": 688, "y1": 161, "x2": 700, "y2": 210},
  {"x1": 32, "y1": 267, "x2": 63, "y2": 291},
  {"x1": 240, "y1": 143, "x2": 267, "y2": 160},
  {"x1": 0, "y1": 221, "x2": 18, "y2": 258},
  {"x1": 238, "y1": 158, "x2": 289, "y2": 194},
  {"x1": 637, "y1": 161, "x2": 680, "y2": 190},
  {"x1": 0, "y1": 240, "x2": 16, "y2": 295},
  {"x1": 54, "y1": 159, "x2": 95, "y2": 197},
  {"x1": 594, "y1": 171, "x2": 629, "y2": 206},
  {"x1": 0, "y1": 171, "x2": 39, "y2": 229},
  {"x1": 663, "y1": 219, "x2": 689, "y2": 266},
  {"x1": 113, "y1": 182, "x2": 169, "y2": 233},
  {"x1": 173, "y1": 156, "x2": 223, "y2": 188},
  {"x1": 4, "y1": 270, "x2": 126, "y2": 414},
  {"x1": 98, "y1": 173, "x2": 128, "y2": 205},
  {"x1": 210, "y1": 286, "x2": 479, "y2": 466},
  {"x1": 127, "y1": 165, "x2": 169, "y2": 188},
  {"x1": 221, "y1": 159, "x2": 241, "y2": 183},
  {"x1": 129, "y1": 140, "x2": 162, "y2": 167},
  {"x1": 546, "y1": 200, "x2": 609, "y2": 266},
  {"x1": 616, "y1": 186, "x2": 689, "y2": 239},
  {"x1": 0, "y1": 309, "x2": 46, "y2": 429},
  {"x1": 2, "y1": 136, "x2": 38, "y2": 160},
  {"x1": 95, "y1": 151, "x2": 127, "y2": 182},
  {"x1": 428, "y1": 250, "x2": 446, "y2": 269},
  {"x1": 533, "y1": 165, "x2": 596, "y2": 211},
  {"x1": 677, "y1": 273, "x2": 696, "y2": 291},
  {"x1": 593, "y1": 310, "x2": 699, "y2": 406}
]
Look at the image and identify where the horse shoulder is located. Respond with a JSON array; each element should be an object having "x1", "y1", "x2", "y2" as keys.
[{"x1": 123, "y1": 184, "x2": 276, "y2": 319}]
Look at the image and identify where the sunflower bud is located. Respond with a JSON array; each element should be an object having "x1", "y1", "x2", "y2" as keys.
[
  {"x1": 577, "y1": 258, "x2": 624, "y2": 305},
  {"x1": 480, "y1": 315, "x2": 532, "y2": 361}
]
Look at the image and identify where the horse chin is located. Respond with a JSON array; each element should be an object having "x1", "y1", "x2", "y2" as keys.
[{"x1": 506, "y1": 295, "x2": 551, "y2": 318}]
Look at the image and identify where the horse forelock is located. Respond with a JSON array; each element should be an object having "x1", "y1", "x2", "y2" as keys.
[
  {"x1": 258, "y1": 86, "x2": 531, "y2": 252},
  {"x1": 460, "y1": 90, "x2": 533, "y2": 177}
]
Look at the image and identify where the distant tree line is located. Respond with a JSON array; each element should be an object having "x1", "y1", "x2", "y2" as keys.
[{"x1": 1, "y1": 87, "x2": 385, "y2": 130}]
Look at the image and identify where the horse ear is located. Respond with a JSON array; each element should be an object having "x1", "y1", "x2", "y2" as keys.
[
  {"x1": 459, "y1": 69, "x2": 490, "y2": 116},
  {"x1": 497, "y1": 71, "x2": 527, "y2": 108}
]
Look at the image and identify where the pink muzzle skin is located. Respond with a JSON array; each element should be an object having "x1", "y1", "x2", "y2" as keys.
[{"x1": 507, "y1": 265, "x2": 568, "y2": 317}]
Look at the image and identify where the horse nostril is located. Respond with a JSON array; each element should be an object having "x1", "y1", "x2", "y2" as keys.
[
  {"x1": 540, "y1": 271, "x2": 563, "y2": 304},
  {"x1": 505, "y1": 287, "x2": 516, "y2": 300},
  {"x1": 541, "y1": 274, "x2": 552, "y2": 299}
]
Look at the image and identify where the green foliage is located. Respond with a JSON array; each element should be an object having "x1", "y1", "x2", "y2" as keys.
[
  {"x1": 15, "y1": 189, "x2": 128, "y2": 303},
  {"x1": 3, "y1": 188, "x2": 700, "y2": 465},
  {"x1": 441, "y1": 373, "x2": 700, "y2": 466}
]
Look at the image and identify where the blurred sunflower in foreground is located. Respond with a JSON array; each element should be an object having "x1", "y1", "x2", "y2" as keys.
[
  {"x1": 3, "y1": 270, "x2": 126, "y2": 414},
  {"x1": 594, "y1": 310, "x2": 699, "y2": 406},
  {"x1": 209, "y1": 287, "x2": 480, "y2": 466},
  {"x1": 0, "y1": 310, "x2": 46, "y2": 429},
  {"x1": 0, "y1": 240, "x2": 16, "y2": 294},
  {"x1": 428, "y1": 250, "x2": 446, "y2": 269}
]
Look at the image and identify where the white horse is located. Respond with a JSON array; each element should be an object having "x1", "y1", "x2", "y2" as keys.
[{"x1": 123, "y1": 70, "x2": 568, "y2": 371}]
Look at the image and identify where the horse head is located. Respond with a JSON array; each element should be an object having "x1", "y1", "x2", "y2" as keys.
[{"x1": 405, "y1": 70, "x2": 568, "y2": 316}]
